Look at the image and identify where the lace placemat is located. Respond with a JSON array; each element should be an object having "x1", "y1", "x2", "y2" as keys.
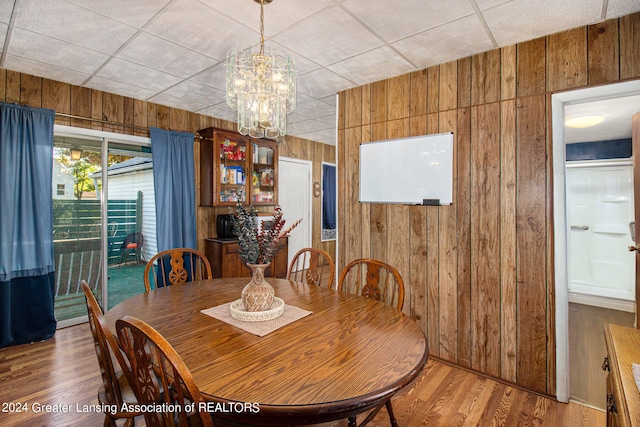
[
  {"x1": 633, "y1": 363, "x2": 640, "y2": 392},
  {"x1": 201, "y1": 301, "x2": 312, "y2": 337}
]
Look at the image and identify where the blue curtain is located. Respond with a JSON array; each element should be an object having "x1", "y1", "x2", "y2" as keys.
[
  {"x1": 0, "y1": 102, "x2": 56, "y2": 348},
  {"x1": 322, "y1": 163, "x2": 336, "y2": 241},
  {"x1": 150, "y1": 127, "x2": 196, "y2": 252}
]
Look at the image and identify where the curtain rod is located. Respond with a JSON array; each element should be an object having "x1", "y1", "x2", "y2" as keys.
[{"x1": 54, "y1": 112, "x2": 203, "y2": 139}]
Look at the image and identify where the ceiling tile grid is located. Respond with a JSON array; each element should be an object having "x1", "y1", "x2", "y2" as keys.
[{"x1": 0, "y1": 0, "x2": 639, "y2": 145}]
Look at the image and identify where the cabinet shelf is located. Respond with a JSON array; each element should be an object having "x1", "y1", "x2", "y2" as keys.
[{"x1": 198, "y1": 127, "x2": 278, "y2": 207}]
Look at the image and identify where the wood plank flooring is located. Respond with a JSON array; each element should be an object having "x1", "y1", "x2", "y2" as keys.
[{"x1": 0, "y1": 323, "x2": 606, "y2": 427}]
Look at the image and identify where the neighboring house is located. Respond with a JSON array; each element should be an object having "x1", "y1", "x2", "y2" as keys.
[
  {"x1": 91, "y1": 157, "x2": 157, "y2": 261},
  {"x1": 52, "y1": 159, "x2": 75, "y2": 200}
]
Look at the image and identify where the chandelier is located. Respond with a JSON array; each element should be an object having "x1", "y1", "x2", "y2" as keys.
[{"x1": 225, "y1": 0, "x2": 296, "y2": 139}]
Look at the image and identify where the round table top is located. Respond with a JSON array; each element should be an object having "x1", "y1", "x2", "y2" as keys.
[{"x1": 105, "y1": 277, "x2": 428, "y2": 425}]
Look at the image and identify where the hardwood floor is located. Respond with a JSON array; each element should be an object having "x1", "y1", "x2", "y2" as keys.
[{"x1": 0, "y1": 323, "x2": 606, "y2": 427}]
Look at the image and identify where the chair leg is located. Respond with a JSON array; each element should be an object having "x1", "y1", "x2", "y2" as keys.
[
  {"x1": 103, "y1": 414, "x2": 117, "y2": 427},
  {"x1": 385, "y1": 400, "x2": 398, "y2": 427},
  {"x1": 348, "y1": 416, "x2": 357, "y2": 427}
]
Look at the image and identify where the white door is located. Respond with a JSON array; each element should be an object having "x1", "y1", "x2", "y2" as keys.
[
  {"x1": 566, "y1": 163, "x2": 635, "y2": 303},
  {"x1": 278, "y1": 158, "x2": 312, "y2": 268}
]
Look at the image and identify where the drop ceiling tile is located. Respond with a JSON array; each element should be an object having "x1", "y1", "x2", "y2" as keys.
[
  {"x1": 65, "y1": 0, "x2": 171, "y2": 28},
  {"x1": 342, "y1": 0, "x2": 474, "y2": 42},
  {"x1": 197, "y1": 103, "x2": 236, "y2": 122},
  {"x1": 0, "y1": 1, "x2": 12, "y2": 24},
  {"x1": 199, "y1": 0, "x2": 335, "y2": 37},
  {"x1": 328, "y1": 46, "x2": 415, "y2": 86},
  {"x1": 7, "y1": 27, "x2": 110, "y2": 74},
  {"x1": 162, "y1": 79, "x2": 226, "y2": 105},
  {"x1": 474, "y1": 0, "x2": 515, "y2": 9},
  {"x1": 273, "y1": 6, "x2": 384, "y2": 66},
  {"x1": 392, "y1": 15, "x2": 494, "y2": 70},
  {"x1": 14, "y1": 0, "x2": 137, "y2": 54},
  {"x1": 482, "y1": 0, "x2": 603, "y2": 47},
  {"x1": 297, "y1": 67, "x2": 355, "y2": 98},
  {"x1": 190, "y1": 62, "x2": 226, "y2": 91},
  {"x1": 289, "y1": 97, "x2": 336, "y2": 119},
  {"x1": 145, "y1": 0, "x2": 257, "y2": 61},
  {"x1": 84, "y1": 76, "x2": 157, "y2": 100},
  {"x1": 96, "y1": 57, "x2": 183, "y2": 92},
  {"x1": 3, "y1": 54, "x2": 90, "y2": 86},
  {"x1": 605, "y1": 0, "x2": 640, "y2": 19},
  {"x1": 148, "y1": 93, "x2": 209, "y2": 112},
  {"x1": 0, "y1": 22, "x2": 6, "y2": 48},
  {"x1": 117, "y1": 32, "x2": 217, "y2": 78}
]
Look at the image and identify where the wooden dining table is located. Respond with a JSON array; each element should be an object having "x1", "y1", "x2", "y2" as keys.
[{"x1": 105, "y1": 277, "x2": 429, "y2": 426}]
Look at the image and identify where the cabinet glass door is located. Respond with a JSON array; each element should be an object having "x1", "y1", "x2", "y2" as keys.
[
  {"x1": 250, "y1": 142, "x2": 277, "y2": 204},
  {"x1": 217, "y1": 134, "x2": 248, "y2": 204}
]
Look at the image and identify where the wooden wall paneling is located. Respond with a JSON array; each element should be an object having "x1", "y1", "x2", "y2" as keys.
[
  {"x1": 345, "y1": 86, "x2": 363, "y2": 128},
  {"x1": 361, "y1": 84, "x2": 371, "y2": 126},
  {"x1": 102, "y1": 92, "x2": 124, "y2": 133},
  {"x1": 427, "y1": 66, "x2": 439, "y2": 114},
  {"x1": 409, "y1": 204, "x2": 427, "y2": 333},
  {"x1": 42, "y1": 79, "x2": 70, "y2": 126},
  {"x1": 409, "y1": 114, "x2": 427, "y2": 138},
  {"x1": 437, "y1": 110, "x2": 458, "y2": 359},
  {"x1": 410, "y1": 69, "x2": 427, "y2": 116},
  {"x1": 0, "y1": 69, "x2": 6, "y2": 101},
  {"x1": 515, "y1": 94, "x2": 548, "y2": 392},
  {"x1": 385, "y1": 119, "x2": 410, "y2": 313},
  {"x1": 587, "y1": 20, "x2": 620, "y2": 84},
  {"x1": 90, "y1": 90, "x2": 103, "y2": 131},
  {"x1": 170, "y1": 108, "x2": 188, "y2": 132},
  {"x1": 472, "y1": 50, "x2": 501, "y2": 105},
  {"x1": 516, "y1": 38, "x2": 546, "y2": 97},
  {"x1": 5, "y1": 70, "x2": 20, "y2": 103},
  {"x1": 501, "y1": 45, "x2": 517, "y2": 100},
  {"x1": 133, "y1": 99, "x2": 148, "y2": 137},
  {"x1": 458, "y1": 56, "x2": 472, "y2": 108},
  {"x1": 312, "y1": 143, "x2": 323, "y2": 249},
  {"x1": 470, "y1": 103, "x2": 501, "y2": 377},
  {"x1": 547, "y1": 27, "x2": 588, "y2": 92},
  {"x1": 368, "y1": 122, "x2": 387, "y2": 262},
  {"x1": 370, "y1": 80, "x2": 387, "y2": 125},
  {"x1": 620, "y1": 12, "x2": 640, "y2": 79},
  {"x1": 426, "y1": 202, "x2": 440, "y2": 357},
  {"x1": 439, "y1": 61, "x2": 457, "y2": 111},
  {"x1": 388, "y1": 74, "x2": 410, "y2": 121},
  {"x1": 360, "y1": 123, "x2": 372, "y2": 260},
  {"x1": 156, "y1": 104, "x2": 171, "y2": 130},
  {"x1": 337, "y1": 128, "x2": 346, "y2": 271},
  {"x1": 70, "y1": 86, "x2": 92, "y2": 129},
  {"x1": 122, "y1": 97, "x2": 134, "y2": 135},
  {"x1": 500, "y1": 99, "x2": 517, "y2": 382},
  {"x1": 344, "y1": 127, "x2": 363, "y2": 266},
  {"x1": 21, "y1": 74, "x2": 42, "y2": 108},
  {"x1": 456, "y1": 107, "x2": 472, "y2": 368}
]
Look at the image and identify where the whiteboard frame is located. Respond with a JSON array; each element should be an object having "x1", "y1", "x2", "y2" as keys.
[{"x1": 359, "y1": 132, "x2": 454, "y2": 205}]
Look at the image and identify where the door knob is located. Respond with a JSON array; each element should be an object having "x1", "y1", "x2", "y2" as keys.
[{"x1": 629, "y1": 244, "x2": 640, "y2": 252}]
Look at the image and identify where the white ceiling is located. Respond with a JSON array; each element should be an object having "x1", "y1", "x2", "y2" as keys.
[{"x1": 1, "y1": 0, "x2": 639, "y2": 146}]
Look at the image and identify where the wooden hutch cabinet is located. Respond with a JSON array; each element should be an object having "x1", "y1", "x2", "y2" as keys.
[
  {"x1": 603, "y1": 324, "x2": 640, "y2": 427},
  {"x1": 198, "y1": 127, "x2": 278, "y2": 207},
  {"x1": 204, "y1": 237, "x2": 288, "y2": 279}
]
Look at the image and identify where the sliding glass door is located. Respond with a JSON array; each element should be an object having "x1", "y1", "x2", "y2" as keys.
[{"x1": 52, "y1": 126, "x2": 152, "y2": 326}]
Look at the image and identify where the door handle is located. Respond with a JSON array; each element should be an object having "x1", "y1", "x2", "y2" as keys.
[
  {"x1": 570, "y1": 225, "x2": 589, "y2": 231},
  {"x1": 629, "y1": 244, "x2": 640, "y2": 252}
]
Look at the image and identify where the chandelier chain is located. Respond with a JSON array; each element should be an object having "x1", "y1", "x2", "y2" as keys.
[{"x1": 259, "y1": 0, "x2": 265, "y2": 55}]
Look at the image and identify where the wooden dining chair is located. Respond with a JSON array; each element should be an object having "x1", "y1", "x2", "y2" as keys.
[
  {"x1": 338, "y1": 258, "x2": 405, "y2": 310},
  {"x1": 286, "y1": 247, "x2": 335, "y2": 289},
  {"x1": 144, "y1": 248, "x2": 213, "y2": 292},
  {"x1": 80, "y1": 281, "x2": 141, "y2": 427},
  {"x1": 116, "y1": 315, "x2": 214, "y2": 427},
  {"x1": 338, "y1": 258, "x2": 405, "y2": 427}
]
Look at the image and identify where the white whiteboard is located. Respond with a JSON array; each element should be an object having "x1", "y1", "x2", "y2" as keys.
[{"x1": 359, "y1": 132, "x2": 453, "y2": 205}]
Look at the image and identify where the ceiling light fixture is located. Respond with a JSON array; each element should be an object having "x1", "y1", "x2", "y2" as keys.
[
  {"x1": 225, "y1": 0, "x2": 296, "y2": 140},
  {"x1": 565, "y1": 114, "x2": 605, "y2": 128}
]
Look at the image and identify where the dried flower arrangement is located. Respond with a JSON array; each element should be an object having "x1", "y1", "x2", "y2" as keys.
[{"x1": 232, "y1": 204, "x2": 301, "y2": 265}]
